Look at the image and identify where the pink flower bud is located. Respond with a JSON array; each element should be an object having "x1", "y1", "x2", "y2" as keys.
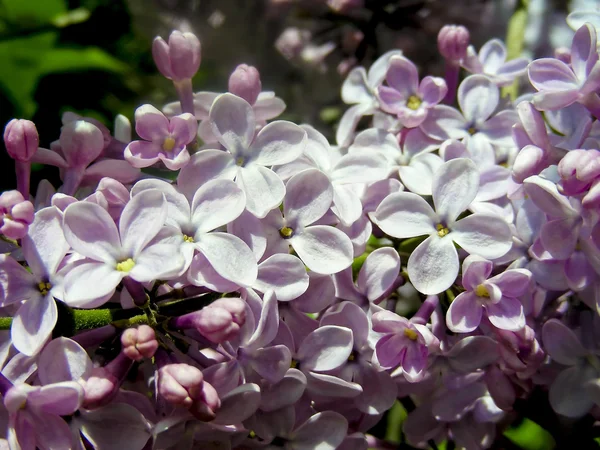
[
  {"x1": 152, "y1": 31, "x2": 201, "y2": 81},
  {"x1": 437, "y1": 25, "x2": 470, "y2": 63},
  {"x1": 158, "y1": 363, "x2": 221, "y2": 420},
  {"x1": 511, "y1": 145, "x2": 546, "y2": 183},
  {"x1": 172, "y1": 298, "x2": 246, "y2": 344},
  {"x1": 0, "y1": 190, "x2": 34, "y2": 240},
  {"x1": 558, "y1": 149, "x2": 600, "y2": 195},
  {"x1": 228, "y1": 64, "x2": 262, "y2": 105},
  {"x1": 59, "y1": 120, "x2": 105, "y2": 169},
  {"x1": 82, "y1": 367, "x2": 119, "y2": 409},
  {"x1": 121, "y1": 325, "x2": 158, "y2": 361},
  {"x1": 3, "y1": 119, "x2": 39, "y2": 162}
]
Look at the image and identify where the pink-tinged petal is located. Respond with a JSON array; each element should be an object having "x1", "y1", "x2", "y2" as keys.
[
  {"x1": 130, "y1": 243, "x2": 185, "y2": 282},
  {"x1": 476, "y1": 165, "x2": 511, "y2": 202},
  {"x1": 246, "y1": 290, "x2": 279, "y2": 351},
  {"x1": 31, "y1": 147, "x2": 68, "y2": 168},
  {"x1": 12, "y1": 296, "x2": 57, "y2": 356},
  {"x1": 523, "y1": 175, "x2": 575, "y2": 218},
  {"x1": 260, "y1": 369, "x2": 306, "y2": 412},
  {"x1": 284, "y1": 169, "x2": 333, "y2": 227},
  {"x1": 549, "y1": 365, "x2": 597, "y2": 418},
  {"x1": 402, "y1": 342, "x2": 429, "y2": 382},
  {"x1": 250, "y1": 121, "x2": 306, "y2": 166},
  {"x1": 320, "y1": 301, "x2": 369, "y2": 348},
  {"x1": 187, "y1": 251, "x2": 241, "y2": 292},
  {"x1": 78, "y1": 403, "x2": 151, "y2": 450},
  {"x1": 293, "y1": 272, "x2": 336, "y2": 313},
  {"x1": 495, "y1": 58, "x2": 530, "y2": 84},
  {"x1": 332, "y1": 185, "x2": 363, "y2": 226},
  {"x1": 485, "y1": 296, "x2": 525, "y2": 331},
  {"x1": 28, "y1": 381, "x2": 84, "y2": 415},
  {"x1": 63, "y1": 262, "x2": 123, "y2": 308},
  {"x1": 159, "y1": 147, "x2": 190, "y2": 171},
  {"x1": 368, "y1": 50, "x2": 403, "y2": 87},
  {"x1": 419, "y1": 76, "x2": 447, "y2": 105},
  {"x1": 170, "y1": 113, "x2": 197, "y2": 146},
  {"x1": 358, "y1": 247, "x2": 400, "y2": 302},
  {"x1": 250, "y1": 345, "x2": 291, "y2": 384},
  {"x1": 446, "y1": 291, "x2": 482, "y2": 333},
  {"x1": 458, "y1": 75, "x2": 499, "y2": 123},
  {"x1": 22, "y1": 207, "x2": 68, "y2": 279},
  {"x1": 540, "y1": 219, "x2": 578, "y2": 260},
  {"x1": 386, "y1": 55, "x2": 419, "y2": 95},
  {"x1": 196, "y1": 232, "x2": 258, "y2": 287},
  {"x1": 124, "y1": 141, "x2": 161, "y2": 168},
  {"x1": 571, "y1": 23, "x2": 598, "y2": 82},
  {"x1": 489, "y1": 269, "x2": 532, "y2": 297},
  {"x1": 63, "y1": 202, "x2": 121, "y2": 264},
  {"x1": 433, "y1": 158, "x2": 479, "y2": 223},
  {"x1": 131, "y1": 179, "x2": 190, "y2": 229},
  {"x1": 378, "y1": 86, "x2": 406, "y2": 114},
  {"x1": 542, "y1": 319, "x2": 587, "y2": 365},
  {"x1": 253, "y1": 93, "x2": 286, "y2": 121},
  {"x1": 305, "y1": 371, "x2": 362, "y2": 398},
  {"x1": 420, "y1": 105, "x2": 468, "y2": 140},
  {"x1": 517, "y1": 101, "x2": 550, "y2": 149},
  {"x1": 120, "y1": 189, "x2": 167, "y2": 257},
  {"x1": 479, "y1": 39, "x2": 506, "y2": 74},
  {"x1": 29, "y1": 411, "x2": 76, "y2": 450},
  {"x1": 372, "y1": 310, "x2": 409, "y2": 334},
  {"x1": 134, "y1": 104, "x2": 169, "y2": 141},
  {"x1": 451, "y1": 214, "x2": 512, "y2": 259},
  {"x1": 432, "y1": 382, "x2": 487, "y2": 421},
  {"x1": 83, "y1": 160, "x2": 140, "y2": 184},
  {"x1": 38, "y1": 337, "x2": 92, "y2": 384},
  {"x1": 209, "y1": 93, "x2": 256, "y2": 156},
  {"x1": 446, "y1": 336, "x2": 499, "y2": 372},
  {"x1": 177, "y1": 149, "x2": 237, "y2": 199},
  {"x1": 371, "y1": 192, "x2": 436, "y2": 238},
  {"x1": 297, "y1": 325, "x2": 353, "y2": 372},
  {"x1": 236, "y1": 165, "x2": 285, "y2": 218},
  {"x1": 336, "y1": 103, "x2": 374, "y2": 148},
  {"x1": 461, "y1": 255, "x2": 493, "y2": 291},
  {"x1": 255, "y1": 254, "x2": 309, "y2": 301},
  {"x1": 581, "y1": 61, "x2": 600, "y2": 95},
  {"x1": 399, "y1": 153, "x2": 443, "y2": 196},
  {"x1": 408, "y1": 235, "x2": 458, "y2": 295},
  {"x1": 0, "y1": 255, "x2": 38, "y2": 306},
  {"x1": 354, "y1": 366, "x2": 397, "y2": 415},
  {"x1": 291, "y1": 225, "x2": 353, "y2": 275},
  {"x1": 291, "y1": 412, "x2": 348, "y2": 450},
  {"x1": 212, "y1": 383, "x2": 261, "y2": 425},
  {"x1": 528, "y1": 58, "x2": 579, "y2": 91},
  {"x1": 341, "y1": 67, "x2": 371, "y2": 104},
  {"x1": 375, "y1": 333, "x2": 409, "y2": 368},
  {"x1": 532, "y1": 89, "x2": 579, "y2": 110},
  {"x1": 227, "y1": 209, "x2": 267, "y2": 261},
  {"x1": 191, "y1": 179, "x2": 245, "y2": 233}
]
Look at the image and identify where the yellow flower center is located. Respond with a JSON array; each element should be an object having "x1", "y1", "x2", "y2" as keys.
[
  {"x1": 183, "y1": 234, "x2": 194, "y2": 243},
  {"x1": 404, "y1": 328, "x2": 418, "y2": 341},
  {"x1": 475, "y1": 284, "x2": 489, "y2": 298},
  {"x1": 468, "y1": 127, "x2": 477, "y2": 135},
  {"x1": 407, "y1": 95, "x2": 422, "y2": 110},
  {"x1": 436, "y1": 223, "x2": 450, "y2": 237},
  {"x1": 116, "y1": 258, "x2": 136, "y2": 273},
  {"x1": 162, "y1": 136, "x2": 176, "y2": 152},
  {"x1": 236, "y1": 156, "x2": 245, "y2": 166},
  {"x1": 279, "y1": 226, "x2": 294, "y2": 238},
  {"x1": 290, "y1": 359, "x2": 299, "y2": 369},
  {"x1": 38, "y1": 281, "x2": 52, "y2": 295}
]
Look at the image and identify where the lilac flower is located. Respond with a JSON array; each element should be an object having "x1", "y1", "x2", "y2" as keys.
[
  {"x1": 0, "y1": 191, "x2": 34, "y2": 240},
  {"x1": 177, "y1": 93, "x2": 306, "y2": 218},
  {"x1": 371, "y1": 158, "x2": 512, "y2": 294},
  {"x1": 0, "y1": 207, "x2": 69, "y2": 355},
  {"x1": 461, "y1": 38, "x2": 529, "y2": 86},
  {"x1": 124, "y1": 105, "x2": 197, "y2": 170},
  {"x1": 528, "y1": 23, "x2": 600, "y2": 114},
  {"x1": 260, "y1": 168, "x2": 354, "y2": 275},
  {"x1": 62, "y1": 189, "x2": 184, "y2": 307},
  {"x1": 377, "y1": 55, "x2": 447, "y2": 128},
  {"x1": 152, "y1": 30, "x2": 201, "y2": 82},
  {"x1": 446, "y1": 255, "x2": 531, "y2": 333}
]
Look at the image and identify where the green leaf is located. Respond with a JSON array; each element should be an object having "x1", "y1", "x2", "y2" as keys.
[
  {"x1": 385, "y1": 401, "x2": 407, "y2": 443},
  {"x1": 2, "y1": 0, "x2": 67, "y2": 26},
  {"x1": 38, "y1": 47, "x2": 127, "y2": 74},
  {"x1": 504, "y1": 418, "x2": 556, "y2": 450}
]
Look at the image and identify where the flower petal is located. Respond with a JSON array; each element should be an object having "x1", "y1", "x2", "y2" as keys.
[
  {"x1": 371, "y1": 192, "x2": 436, "y2": 239},
  {"x1": 191, "y1": 179, "x2": 246, "y2": 233},
  {"x1": 542, "y1": 319, "x2": 587, "y2": 365},
  {"x1": 290, "y1": 412, "x2": 348, "y2": 450},
  {"x1": 38, "y1": 337, "x2": 92, "y2": 384},
  {"x1": 446, "y1": 291, "x2": 482, "y2": 333},
  {"x1": 250, "y1": 121, "x2": 307, "y2": 166},
  {"x1": 284, "y1": 169, "x2": 333, "y2": 227},
  {"x1": 12, "y1": 296, "x2": 57, "y2": 356},
  {"x1": 451, "y1": 214, "x2": 512, "y2": 259},
  {"x1": 297, "y1": 325, "x2": 353, "y2": 372},
  {"x1": 357, "y1": 247, "x2": 400, "y2": 302},
  {"x1": 407, "y1": 235, "x2": 458, "y2": 295},
  {"x1": 485, "y1": 296, "x2": 525, "y2": 331},
  {"x1": 458, "y1": 75, "x2": 499, "y2": 123},
  {"x1": 254, "y1": 254, "x2": 309, "y2": 301},
  {"x1": 433, "y1": 158, "x2": 479, "y2": 223},
  {"x1": 119, "y1": 189, "x2": 167, "y2": 257},
  {"x1": 290, "y1": 225, "x2": 353, "y2": 275},
  {"x1": 177, "y1": 149, "x2": 237, "y2": 199},
  {"x1": 63, "y1": 262, "x2": 123, "y2": 308},
  {"x1": 236, "y1": 165, "x2": 285, "y2": 218},
  {"x1": 209, "y1": 93, "x2": 256, "y2": 156}
]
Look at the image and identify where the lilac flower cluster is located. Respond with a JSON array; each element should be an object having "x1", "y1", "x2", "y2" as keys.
[{"x1": 0, "y1": 15, "x2": 599, "y2": 449}]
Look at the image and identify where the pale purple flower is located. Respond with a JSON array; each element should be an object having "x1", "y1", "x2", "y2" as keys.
[
  {"x1": 152, "y1": 30, "x2": 201, "y2": 81},
  {"x1": 0, "y1": 207, "x2": 68, "y2": 355},
  {"x1": 61, "y1": 189, "x2": 185, "y2": 307},
  {"x1": 446, "y1": 255, "x2": 531, "y2": 333},
  {"x1": 528, "y1": 23, "x2": 600, "y2": 113},
  {"x1": 377, "y1": 55, "x2": 447, "y2": 128},
  {"x1": 261, "y1": 168, "x2": 354, "y2": 275},
  {"x1": 462, "y1": 38, "x2": 529, "y2": 86},
  {"x1": 177, "y1": 93, "x2": 306, "y2": 218},
  {"x1": 371, "y1": 158, "x2": 512, "y2": 294},
  {"x1": 124, "y1": 104, "x2": 196, "y2": 170},
  {"x1": 0, "y1": 191, "x2": 34, "y2": 240}
]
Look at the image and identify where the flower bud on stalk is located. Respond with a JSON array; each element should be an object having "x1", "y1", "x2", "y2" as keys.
[
  {"x1": 437, "y1": 24, "x2": 470, "y2": 104},
  {"x1": 4, "y1": 119, "x2": 39, "y2": 196},
  {"x1": 228, "y1": 64, "x2": 262, "y2": 105},
  {"x1": 170, "y1": 297, "x2": 246, "y2": 344},
  {"x1": 121, "y1": 325, "x2": 158, "y2": 361},
  {"x1": 0, "y1": 190, "x2": 34, "y2": 240},
  {"x1": 82, "y1": 352, "x2": 133, "y2": 409}
]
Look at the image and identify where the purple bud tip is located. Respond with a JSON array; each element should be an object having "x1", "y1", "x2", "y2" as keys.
[
  {"x1": 152, "y1": 30, "x2": 202, "y2": 81},
  {"x1": 0, "y1": 190, "x2": 34, "y2": 240},
  {"x1": 3, "y1": 119, "x2": 39, "y2": 162},
  {"x1": 121, "y1": 325, "x2": 159, "y2": 361},
  {"x1": 228, "y1": 64, "x2": 262, "y2": 105},
  {"x1": 437, "y1": 24, "x2": 470, "y2": 63}
]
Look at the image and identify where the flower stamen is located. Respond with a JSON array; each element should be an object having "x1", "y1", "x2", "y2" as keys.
[
  {"x1": 404, "y1": 328, "x2": 418, "y2": 341},
  {"x1": 116, "y1": 258, "x2": 136, "y2": 273},
  {"x1": 279, "y1": 226, "x2": 294, "y2": 239},
  {"x1": 162, "y1": 136, "x2": 176, "y2": 152},
  {"x1": 407, "y1": 95, "x2": 422, "y2": 110},
  {"x1": 475, "y1": 284, "x2": 489, "y2": 298},
  {"x1": 436, "y1": 223, "x2": 450, "y2": 237}
]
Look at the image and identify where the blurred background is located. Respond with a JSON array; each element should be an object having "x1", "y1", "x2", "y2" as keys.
[{"x1": 0, "y1": 0, "x2": 580, "y2": 190}]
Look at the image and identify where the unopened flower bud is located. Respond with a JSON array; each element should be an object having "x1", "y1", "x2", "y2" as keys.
[
  {"x1": 512, "y1": 145, "x2": 546, "y2": 183},
  {"x1": 59, "y1": 120, "x2": 105, "y2": 168},
  {"x1": 3, "y1": 119, "x2": 39, "y2": 162},
  {"x1": 0, "y1": 190, "x2": 34, "y2": 240},
  {"x1": 171, "y1": 298, "x2": 246, "y2": 344},
  {"x1": 121, "y1": 325, "x2": 158, "y2": 361},
  {"x1": 228, "y1": 64, "x2": 262, "y2": 105},
  {"x1": 82, "y1": 352, "x2": 132, "y2": 409},
  {"x1": 152, "y1": 31, "x2": 201, "y2": 81},
  {"x1": 558, "y1": 149, "x2": 600, "y2": 195},
  {"x1": 437, "y1": 25, "x2": 470, "y2": 63},
  {"x1": 158, "y1": 363, "x2": 221, "y2": 421}
]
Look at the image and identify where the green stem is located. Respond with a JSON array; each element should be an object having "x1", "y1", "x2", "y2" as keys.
[{"x1": 502, "y1": 0, "x2": 529, "y2": 100}]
